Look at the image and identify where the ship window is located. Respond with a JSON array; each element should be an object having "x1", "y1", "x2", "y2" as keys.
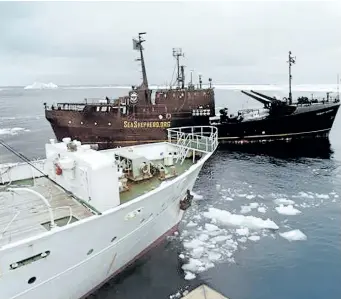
[
  {"x1": 28, "y1": 277, "x2": 36, "y2": 284},
  {"x1": 101, "y1": 106, "x2": 107, "y2": 112},
  {"x1": 96, "y1": 107, "x2": 100, "y2": 112},
  {"x1": 108, "y1": 122, "x2": 112, "y2": 126},
  {"x1": 194, "y1": 93, "x2": 197, "y2": 96},
  {"x1": 94, "y1": 122, "x2": 97, "y2": 125},
  {"x1": 87, "y1": 249, "x2": 94, "y2": 255},
  {"x1": 80, "y1": 121, "x2": 83, "y2": 125},
  {"x1": 68, "y1": 120, "x2": 72, "y2": 124}
]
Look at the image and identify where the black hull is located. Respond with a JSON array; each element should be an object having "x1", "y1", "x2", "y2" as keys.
[{"x1": 214, "y1": 103, "x2": 340, "y2": 145}]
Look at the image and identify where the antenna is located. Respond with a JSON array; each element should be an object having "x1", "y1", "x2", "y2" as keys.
[
  {"x1": 287, "y1": 51, "x2": 296, "y2": 105},
  {"x1": 172, "y1": 48, "x2": 185, "y2": 88},
  {"x1": 337, "y1": 73, "x2": 340, "y2": 101},
  {"x1": 132, "y1": 32, "x2": 148, "y2": 90}
]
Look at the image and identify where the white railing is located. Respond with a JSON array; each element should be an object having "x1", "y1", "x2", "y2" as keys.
[{"x1": 167, "y1": 126, "x2": 219, "y2": 154}]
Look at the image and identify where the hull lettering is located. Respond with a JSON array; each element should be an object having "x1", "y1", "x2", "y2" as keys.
[{"x1": 123, "y1": 121, "x2": 171, "y2": 128}]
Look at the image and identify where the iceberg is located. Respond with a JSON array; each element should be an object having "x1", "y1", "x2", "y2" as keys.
[{"x1": 24, "y1": 82, "x2": 58, "y2": 90}]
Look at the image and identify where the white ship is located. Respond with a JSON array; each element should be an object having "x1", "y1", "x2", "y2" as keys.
[{"x1": 0, "y1": 126, "x2": 218, "y2": 299}]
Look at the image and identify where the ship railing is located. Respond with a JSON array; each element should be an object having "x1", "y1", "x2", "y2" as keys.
[{"x1": 167, "y1": 126, "x2": 218, "y2": 154}]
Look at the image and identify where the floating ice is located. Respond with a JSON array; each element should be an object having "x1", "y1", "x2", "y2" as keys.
[
  {"x1": 279, "y1": 229, "x2": 307, "y2": 241},
  {"x1": 191, "y1": 191, "x2": 203, "y2": 200},
  {"x1": 236, "y1": 227, "x2": 250, "y2": 236},
  {"x1": 186, "y1": 221, "x2": 198, "y2": 228},
  {"x1": 257, "y1": 207, "x2": 267, "y2": 213},
  {"x1": 240, "y1": 205, "x2": 252, "y2": 214},
  {"x1": 204, "y1": 207, "x2": 279, "y2": 230},
  {"x1": 293, "y1": 192, "x2": 314, "y2": 199},
  {"x1": 184, "y1": 271, "x2": 196, "y2": 280},
  {"x1": 222, "y1": 196, "x2": 234, "y2": 201},
  {"x1": 275, "y1": 204, "x2": 301, "y2": 216},
  {"x1": 205, "y1": 223, "x2": 219, "y2": 232},
  {"x1": 315, "y1": 193, "x2": 329, "y2": 199},
  {"x1": 240, "y1": 202, "x2": 259, "y2": 214},
  {"x1": 24, "y1": 82, "x2": 58, "y2": 89},
  {"x1": 274, "y1": 198, "x2": 295, "y2": 205},
  {"x1": 248, "y1": 235, "x2": 261, "y2": 241},
  {"x1": 0, "y1": 127, "x2": 30, "y2": 136}
]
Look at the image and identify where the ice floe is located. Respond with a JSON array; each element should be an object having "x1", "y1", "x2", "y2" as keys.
[
  {"x1": 279, "y1": 229, "x2": 307, "y2": 241},
  {"x1": 0, "y1": 127, "x2": 30, "y2": 136},
  {"x1": 203, "y1": 207, "x2": 279, "y2": 230},
  {"x1": 275, "y1": 204, "x2": 302, "y2": 216}
]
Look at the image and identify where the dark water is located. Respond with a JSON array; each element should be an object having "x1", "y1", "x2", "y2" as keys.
[{"x1": 1, "y1": 87, "x2": 340, "y2": 299}]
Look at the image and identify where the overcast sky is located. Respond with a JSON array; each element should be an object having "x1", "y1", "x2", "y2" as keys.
[{"x1": 1, "y1": 1, "x2": 341, "y2": 87}]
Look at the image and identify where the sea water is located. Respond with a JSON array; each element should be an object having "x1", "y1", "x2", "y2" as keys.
[{"x1": 1, "y1": 84, "x2": 340, "y2": 299}]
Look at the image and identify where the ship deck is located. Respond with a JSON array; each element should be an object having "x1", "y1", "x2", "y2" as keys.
[
  {"x1": 0, "y1": 157, "x2": 195, "y2": 247},
  {"x1": 0, "y1": 177, "x2": 93, "y2": 247},
  {"x1": 120, "y1": 158, "x2": 195, "y2": 203},
  {"x1": 181, "y1": 284, "x2": 229, "y2": 299}
]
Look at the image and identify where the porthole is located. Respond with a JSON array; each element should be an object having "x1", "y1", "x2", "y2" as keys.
[
  {"x1": 80, "y1": 121, "x2": 84, "y2": 125},
  {"x1": 94, "y1": 122, "x2": 97, "y2": 126},
  {"x1": 87, "y1": 249, "x2": 94, "y2": 255},
  {"x1": 108, "y1": 122, "x2": 111, "y2": 126},
  {"x1": 68, "y1": 120, "x2": 72, "y2": 124},
  {"x1": 28, "y1": 277, "x2": 36, "y2": 284}
]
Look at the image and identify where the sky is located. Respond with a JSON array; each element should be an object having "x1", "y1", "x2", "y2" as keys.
[{"x1": 0, "y1": 0, "x2": 341, "y2": 87}]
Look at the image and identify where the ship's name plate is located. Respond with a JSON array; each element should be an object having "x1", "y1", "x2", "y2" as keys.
[{"x1": 123, "y1": 121, "x2": 171, "y2": 128}]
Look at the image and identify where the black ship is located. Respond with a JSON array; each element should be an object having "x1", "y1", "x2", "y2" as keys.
[
  {"x1": 211, "y1": 51, "x2": 340, "y2": 144},
  {"x1": 45, "y1": 46, "x2": 340, "y2": 148}
]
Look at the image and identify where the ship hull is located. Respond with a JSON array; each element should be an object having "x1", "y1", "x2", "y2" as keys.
[
  {"x1": 216, "y1": 103, "x2": 340, "y2": 144},
  {"x1": 46, "y1": 110, "x2": 210, "y2": 148},
  {"x1": 0, "y1": 158, "x2": 206, "y2": 299},
  {"x1": 46, "y1": 103, "x2": 340, "y2": 148}
]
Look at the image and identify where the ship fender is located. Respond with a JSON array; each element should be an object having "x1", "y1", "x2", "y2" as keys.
[
  {"x1": 54, "y1": 163, "x2": 63, "y2": 176},
  {"x1": 180, "y1": 190, "x2": 194, "y2": 211},
  {"x1": 166, "y1": 113, "x2": 172, "y2": 119}
]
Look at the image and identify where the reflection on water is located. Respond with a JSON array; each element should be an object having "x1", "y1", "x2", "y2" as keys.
[{"x1": 219, "y1": 138, "x2": 333, "y2": 159}]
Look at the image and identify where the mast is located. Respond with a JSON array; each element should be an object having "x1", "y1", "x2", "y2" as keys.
[
  {"x1": 337, "y1": 73, "x2": 340, "y2": 101},
  {"x1": 133, "y1": 32, "x2": 148, "y2": 89},
  {"x1": 287, "y1": 51, "x2": 296, "y2": 105},
  {"x1": 172, "y1": 48, "x2": 185, "y2": 88}
]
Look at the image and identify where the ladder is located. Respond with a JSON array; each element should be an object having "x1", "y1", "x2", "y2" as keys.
[{"x1": 175, "y1": 132, "x2": 193, "y2": 165}]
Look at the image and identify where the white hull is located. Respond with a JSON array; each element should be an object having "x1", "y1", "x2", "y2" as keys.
[
  {"x1": 0, "y1": 160, "x2": 204, "y2": 299},
  {"x1": 1, "y1": 126, "x2": 218, "y2": 299}
]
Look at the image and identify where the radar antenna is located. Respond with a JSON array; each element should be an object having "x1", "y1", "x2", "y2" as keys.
[
  {"x1": 172, "y1": 48, "x2": 185, "y2": 88},
  {"x1": 133, "y1": 32, "x2": 148, "y2": 90},
  {"x1": 287, "y1": 51, "x2": 296, "y2": 105}
]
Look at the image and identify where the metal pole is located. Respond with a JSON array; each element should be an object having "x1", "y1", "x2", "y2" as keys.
[{"x1": 8, "y1": 187, "x2": 56, "y2": 229}]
